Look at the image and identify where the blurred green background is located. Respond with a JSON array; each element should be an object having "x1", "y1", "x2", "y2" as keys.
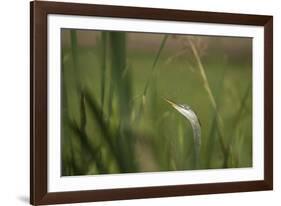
[{"x1": 61, "y1": 29, "x2": 252, "y2": 176}]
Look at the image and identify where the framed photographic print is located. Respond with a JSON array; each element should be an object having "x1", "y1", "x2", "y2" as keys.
[{"x1": 30, "y1": 1, "x2": 273, "y2": 205}]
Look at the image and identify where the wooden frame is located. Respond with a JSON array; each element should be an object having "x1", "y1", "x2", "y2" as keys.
[{"x1": 30, "y1": 1, "x2": 273, "y2": 205}]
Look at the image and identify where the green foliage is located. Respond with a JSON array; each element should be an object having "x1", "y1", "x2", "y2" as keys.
[{"x1": 61, "y1": 29, "x2": 252, "y2": 175}]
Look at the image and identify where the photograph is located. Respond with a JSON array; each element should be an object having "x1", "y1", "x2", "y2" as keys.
[
  {"x1": 61, "y1": 29, "x2": 253, "y2": 176},
  {"x1": 30, "y1": 2, "x2": 273, "y2": 204}
]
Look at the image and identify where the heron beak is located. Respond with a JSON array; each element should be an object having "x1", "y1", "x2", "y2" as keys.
[{"x1": 163, "y1": 98, "x2": 179, "y2": 108}]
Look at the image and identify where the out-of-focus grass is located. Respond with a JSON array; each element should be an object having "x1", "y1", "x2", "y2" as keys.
[{"x1": 61, "y1": 30, "x2": 252, "y2": 176}]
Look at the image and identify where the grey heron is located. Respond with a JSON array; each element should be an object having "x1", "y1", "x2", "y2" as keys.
[{"x1": 164, "y1": 98, "x2": 201, "y2": 169}]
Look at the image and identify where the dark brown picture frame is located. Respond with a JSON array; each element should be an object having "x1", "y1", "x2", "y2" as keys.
[{"x1": 30, "y1": 1, "x2": 273, "y2": 205}]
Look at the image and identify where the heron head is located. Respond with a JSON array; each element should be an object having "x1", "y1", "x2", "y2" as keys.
[
  {"x1": 164, "y1": 98, "x2": 191, "y2": 113},
  {"x1": 164, "y1": 97, "x2": 201, "y2": 126}
]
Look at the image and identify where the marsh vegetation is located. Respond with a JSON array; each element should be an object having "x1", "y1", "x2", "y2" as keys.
[{"x1": 61, "y1": 29, "x2": 252, "y2": 176}]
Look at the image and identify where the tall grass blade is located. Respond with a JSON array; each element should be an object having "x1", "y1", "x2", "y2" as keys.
[
  {"x1": 228, "y1": 83, "x2": 251, "y2": 167},
  {"x1": 134, "y1": 35, "x2": 169, "y2": 124},
  {"x1": 80, "y1": 91, "x2": 87, "y2": 132},
  {"x1": 143, "y1": 35, "x2": 169, "y2": 95},
  {"x1": 231, "y1": 84, "x2": 251, "y2": 132},
  {"x1": 109, "y1": 32, "x2": 139, "y2": 172},
  {"x1": 67, "y1": 118, "x2": 108, "y2": 174},
  {"x1": 188, "y1": 38, "x2": 228, "y2": 163},
  {"x1": 84, "y1": 89, "x2": 129, "y2": 172},
  {"x1": 109, "y1": 32, "x2": 132, "y2": 119},
  {"x1": 100, "y1": 32, "x2": 107, "y2": 116},
  {"x1": 204, "y1": 66, "x2": 227, "y2": 168},
  {"x1": 70, "y1": 30, "x2": 81, "y2": 90}
]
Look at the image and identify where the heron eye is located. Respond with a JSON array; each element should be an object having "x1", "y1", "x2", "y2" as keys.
[{"x1": 180, "y1": 105, "x2": 186, "y2": 109}]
